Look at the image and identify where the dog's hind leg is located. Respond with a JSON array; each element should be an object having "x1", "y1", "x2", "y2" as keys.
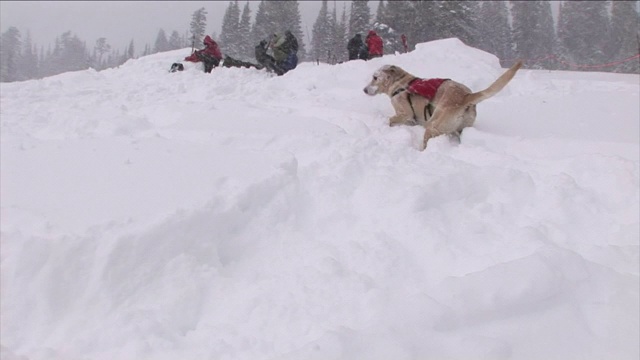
[{"x1": 422, "y1": 107, "x2": 460, "y2": 149}]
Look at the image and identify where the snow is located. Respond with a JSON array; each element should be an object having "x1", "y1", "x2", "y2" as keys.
[{"x1": 1, "y1": 38, "x2": 638, "y2": 360}]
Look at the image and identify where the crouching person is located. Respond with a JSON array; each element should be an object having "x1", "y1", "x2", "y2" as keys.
[
  {"x1": 271, "y1": 31, "x2": 299, "y2": 75},
  {"x1": 255, "y1": 40, "x2": 284, "y2": 75},
  {"x1": 184, "y1": 35, "x2": 223, "y2": 73}
]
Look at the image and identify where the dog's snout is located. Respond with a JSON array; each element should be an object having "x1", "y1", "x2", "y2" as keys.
[{"x1": 363, "y1": 88, "x2": 368, "y2": 94}]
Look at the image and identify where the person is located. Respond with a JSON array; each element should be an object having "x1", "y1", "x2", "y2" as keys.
[
  {"x1": 255, "y1": 39, "x2": 283, "y2": 75},
  {"x1": 401, "y1": 34, "x2": 408, "y2": 53},
  {"x1": 365, "y1": 30, "x2": 383, "y2": 59},
  {"x1": 347, "y1": 33, "x2": 368, "y2": 61},
  {"x1": 271, "y1": 31, "x2": 299, "y2": 75},
  {"x1": 184, "y1": 35, "x2": 223, "y2": 73}
]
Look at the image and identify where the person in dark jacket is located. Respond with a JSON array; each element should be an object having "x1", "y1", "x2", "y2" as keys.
[
  {"x1": 255, "y1": 40, "x2": 283, "y2": 75},
  {"x1": 365, "y1": 30, "x2": 383, "y2": 59},
  {"x1": 347, "y1": 33, "x2": 368, "y2": 61},
  {"x1": 271, "y1": 31, "x2": 299, "y2": 75},
  {"x1": 184, "y1": 35, "x2": 223, "y2": 73}
]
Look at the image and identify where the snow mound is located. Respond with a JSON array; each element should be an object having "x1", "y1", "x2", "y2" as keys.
[{"x1": 1, "y1": 39, "x2": 639, "y2": 360}]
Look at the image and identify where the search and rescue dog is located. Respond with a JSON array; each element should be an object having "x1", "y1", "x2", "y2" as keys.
[{"x1": 363, "y1": 61, "x2": 523, "y2": 149}]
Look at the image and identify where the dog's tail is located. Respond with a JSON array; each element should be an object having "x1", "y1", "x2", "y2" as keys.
[{"x1": 463, "y1": 61, "x2": 523, "y2": 106}]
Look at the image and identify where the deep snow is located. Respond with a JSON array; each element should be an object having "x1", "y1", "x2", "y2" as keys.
[{"x1": 1, "y1": 38, "x2": 638, "y2": 360}]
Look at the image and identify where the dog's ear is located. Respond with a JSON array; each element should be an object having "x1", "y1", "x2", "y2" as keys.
[{"x1": 383, "y1": 65, "x2": 400, "y2": 76}]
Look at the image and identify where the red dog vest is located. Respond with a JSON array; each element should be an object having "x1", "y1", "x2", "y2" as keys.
[{"x1": 406, "y1": 78, "x2": 448, "y2": 100}]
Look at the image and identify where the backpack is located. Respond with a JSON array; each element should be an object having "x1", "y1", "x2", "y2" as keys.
[{"x1": 169, "y1": 63, "x2": 184, "y2": 73}]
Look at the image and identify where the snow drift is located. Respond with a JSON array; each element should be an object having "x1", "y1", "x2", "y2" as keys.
[{"x1": 1, "y1": 38, "x2": 638, "y2": 360}]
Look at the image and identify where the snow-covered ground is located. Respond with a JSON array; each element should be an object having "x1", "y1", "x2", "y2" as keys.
[{"x1": 1, "y1": 38, "x2": 638, "y2": 360}]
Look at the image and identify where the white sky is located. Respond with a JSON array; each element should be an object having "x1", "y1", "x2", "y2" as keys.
[{"x1": 0, "y1": 1, "x2": 361, "y2": 54}]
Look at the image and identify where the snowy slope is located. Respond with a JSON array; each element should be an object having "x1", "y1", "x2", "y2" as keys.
[{"x1": 1, "y1": 38, "x2": 638, "y2": 360}]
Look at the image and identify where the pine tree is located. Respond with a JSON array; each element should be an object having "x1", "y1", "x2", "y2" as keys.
[
  {"x1": 168, "y1": 31, "x2": 183, "y2": 50},
  {"x1": 374, "y1": 0, "x2": 387, "y2": 25},
  {"x1": 154, "y1": 29, "x2": 170, "y2": 53},
  {"x1": 220, "y1": 0, "x2": 241, "y2": 58},
  {"x1": 237, "y1": 2, "x2": 253, "y2": 60},
  {"x1": 383, "y1": 0, "x2": 413, "y2": 36},
  {"x1": 511, "y1": 1, "x2": 556, "y2": 70},
  {"x1": 333, "y1": 2, "x2": 348, "y2": 63},
  {"x1": 429, "y1": 1, "x2": 479, "y2": 47},
  {"x1": 609, "y1": 1, "x2": 639, "y2": 73},
  {"x1": 312, "y1": 0, "x2": 332, "y2": 62},
  {"x1": 477, "y1": 1, "x2": 513, "y2": 66},
  {"x1": 557, "y1": 1, "x2": 610, "y2": 71},
  {"x1": 56, "y1": 31, "x2": 90, "y2": 74},
  {"x1": 127, "y1": 40, "x2": 135, "y2": 60},
  {"x1": 190, "y1": 7, "x2": 208, "y2": 48},
  {"x1": 22, "y1": 31, "x2": 39, "y2": 80},
  {"x1": 405, "y1": 1, "x2": 440, "y2": 46},
  {"x1": 94, "y1": 37, "x2": 111, "y2": 70},
  {"x1": 349, "y1": 0, "x2": 371, "y2": 37},
  {"x1": 1, "y1": 26, "x2": 22, "y2": 82},
  {"x1": 251, "y1": 0, "x2": 272, "y2": 46}
]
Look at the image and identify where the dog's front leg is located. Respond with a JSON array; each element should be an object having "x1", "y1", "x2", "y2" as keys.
[
  {"x1": 389, "y1": 114, "x2": 414, "y2": 127},
  {"x1": 389, "y1": 96, "x2": 415, "y2": 127}
]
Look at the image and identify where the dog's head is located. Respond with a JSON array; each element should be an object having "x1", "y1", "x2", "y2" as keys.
[{"x1": 363, "y1": 65, "x2": 405, "y2": 96}]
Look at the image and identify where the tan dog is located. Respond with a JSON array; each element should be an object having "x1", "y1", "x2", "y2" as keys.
[{"x1": 363, "y1": 61, "x2": 523, "y2": 149}]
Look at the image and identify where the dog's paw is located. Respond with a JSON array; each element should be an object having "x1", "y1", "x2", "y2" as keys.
[{"x1": 422, "y1": 134, "x2": 454, "y2": 152}]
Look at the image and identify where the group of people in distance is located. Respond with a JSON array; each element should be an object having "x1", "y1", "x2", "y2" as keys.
[
  {"x1": 181, "y1": 29, "x2": 397, "y2": 75},
  {"x1": 347, "y1": 30, "x2": 384, "y2": 61},
  {"x1": 183, "y1": 31, "x2": 299, "y2": 76}
]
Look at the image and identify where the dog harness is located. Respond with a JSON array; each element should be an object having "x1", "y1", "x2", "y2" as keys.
[{"x1": 392, "y1": 77, "x2": 449, "y2": 121}]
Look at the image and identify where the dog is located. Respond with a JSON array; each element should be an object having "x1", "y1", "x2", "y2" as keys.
[{"x1": 363, "y1": 61, "x2": 523, "y2": 149}]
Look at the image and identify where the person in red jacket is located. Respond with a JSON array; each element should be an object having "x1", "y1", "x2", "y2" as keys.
[
  {"x1": 401, "y1": 34, "x2": 408, "y2": 53},
  {"x1": 365, "y1": 30, "x2": 383, "y2": 59},
  {"x1": 184, "y1": 35, "x2": 223, "y2": 73}
]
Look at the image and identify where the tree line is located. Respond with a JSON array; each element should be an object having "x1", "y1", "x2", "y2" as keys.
[{"x1": 1, "y1": 1, "x2": 638, "y2": 83}]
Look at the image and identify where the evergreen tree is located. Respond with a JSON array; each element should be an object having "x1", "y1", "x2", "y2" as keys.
[
  {"x1": 168, "y1": 30, "x2": 184, "y2": 50},
  {"x1": 557, "y1": 1, "x2": 610, "y2": 70},
  {"x1": 22, "y1": 31, "x2": 39, "y2": 80},
  {"x1": 349, "y1": 0, "x2": 371, "y2": 37},
  {"x1": 383, "y1": 0, "x2": 412, "y2": 37},
  {"x1": 1, "y1": 26, "x2": 22, "y2": 82},
  {"x1": 429, "y1": 1, "x2": 479, "y2": 47},
  {"x1": 154, "y1": 29, "x2": 170, "y2": 53},
  {"x1": 511, "y1": 0, "x2": 556, "y2": 70},
  {"x1": 40, "y1": 44, "x2": 53, "y2": 77},
  {"x1": 220, "y1": 0, "x2": 241, "y2": 58},
  {"x1": 251, "y1": 0, "x2": 272, "y2": 47},
  {"x1": 93, "y1": 37, "x2": 111, "y2": 70},
  {"x1": 312, "y1": 0, "x2": 332, "y2": 62},
  {"x1": 190, "y1": 7, "x2": 208, "y2": 48},
  {"x1": 609, "y1": 0, "x2": 639, "y2": 74},
  {"x1": 55, "y1": 31, "x2": 90, "y2": 74},
  {"x1": 237, "y1": 2, "x2": 253, "y2": 60},
  {"x1": 374, "y1": 0, "x2": 387, "y2": 25},
  {"x1": 477, "y1": 1, "x2": 513, "y2": 66},
  {"x1": 333, "y1": 3, "x2": 348, "y2": 63},
  {"x1": 405, "y1": 1, "x2": 440, "y2": 46},
  {"x1": 127, "y1": 40, "x2": 135, "y2": 60}
]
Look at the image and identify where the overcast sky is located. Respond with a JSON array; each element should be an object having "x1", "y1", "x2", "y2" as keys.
[{"x1": 0, "y1": 1, "x2": 364, "y2": 54}]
